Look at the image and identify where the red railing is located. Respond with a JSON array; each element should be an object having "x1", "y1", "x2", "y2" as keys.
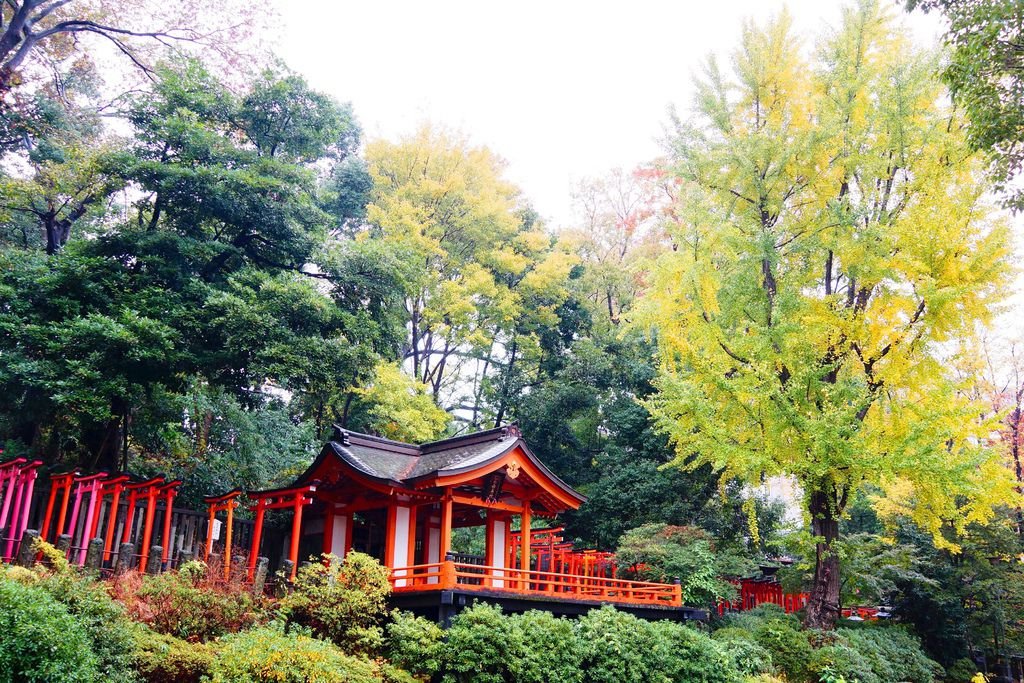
[{"x1": 388, "y1": 560, "x2": 683, "y2": 607}]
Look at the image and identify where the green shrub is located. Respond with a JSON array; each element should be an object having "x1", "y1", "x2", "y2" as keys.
[
  {"x1": 132, "y1": 627, "x2": 213, "y2": 683},
  {"x1": 576, "y1": 605, "x2": 660, "y2": 682},
  {"x1": 440, "y1": 603, "x2": 521, "y2": 683},
  {"x1": 4, "y1": 541, "x2": 140, "y2": 681},
  {"x1": 808, "y1": 644, "x2": 880, "y2": 683},
  {"x1": 31, "y1": 568, "x2": 141, "y2": 681},
  {"x1": 387, "y1": 610, "x2": 445, "y2": 679},
  {"x1": 945, "y1": 658, "x2": 981, "y2": 683},
  {"x1": 750, "y1": 618, "x2": 814, "y2": 682},
  {"x1": 836, "y1": 627, "x2": 942, "y2": 683},
  {"x1": 281, "y1": 552, "x2": 391, "y2": 654},
  {"x1": 648, "y1": 619, "x2": 742, "y2": 683},
  {"x1": 719, "y1": 603, "x2": 801, "y2": 631},
  {"x1": 615, "y1": 523, "x2": 749, "y2": 605},
  {"x1": 511, "y1": 610, "x2": 583, "y2": 683},
  {"x1": 207, "y1": 625, "x2": 388, "y2": 683},
  {"x1": 713, "y1": 627, "x2": 776, "y2": 676},
  {"x1": 0, "y1": 576, "x2": 99, "y2": 683},
  {"x1": 117, "y1": 567, "x2": 266, "y2": 641}
]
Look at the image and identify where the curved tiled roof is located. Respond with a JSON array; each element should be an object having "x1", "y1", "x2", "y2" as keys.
[{"x1": 295, "y1": 424, "x2": 585, "y2": 510}]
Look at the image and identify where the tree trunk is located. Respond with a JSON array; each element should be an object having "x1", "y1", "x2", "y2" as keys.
[{"x1": 805, "y1": 488, "x2": 842, "y2": 630}]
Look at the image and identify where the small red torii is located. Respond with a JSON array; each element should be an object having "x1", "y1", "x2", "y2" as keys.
[
  {"x1": 90, "y1": 474, "x2": 131, "y2": 562},
  {"x1": 121, "y1": 476, "x2": 165, "y2": 569},
  {"x1": 203, "y1": 489, "x2": 243, "y2": 581},
  {"x1": 39, "y1": 469, "x2": 79, "y2": 543},
  {"x1": 0, "y1": 458, "x2": 42, "y2": 561},
  {"x1": 67, "y1": 472, "x2": 108, "y2": 565},
  {"x1": 246, "y1": 484, "x2": 316, "y2": 582}
]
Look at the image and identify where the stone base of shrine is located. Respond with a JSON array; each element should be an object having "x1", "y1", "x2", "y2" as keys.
[{"x1": 389, "y1": 588, "x2": 709, "y2": 626}]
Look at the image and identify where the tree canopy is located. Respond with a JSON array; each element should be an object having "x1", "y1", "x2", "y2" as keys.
[{"x1": 638, "y1": 0, "x2": 1020, "y2": 628}]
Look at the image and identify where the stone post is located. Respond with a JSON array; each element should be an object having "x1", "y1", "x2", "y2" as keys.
[
  {"x1": 55, "y1": 533, "x2": 72, "y2": 557},
  {"x1": 252, "y1": 556, "x2": 269, "y2": 595},
  {"x1": 231, "y1": 554, "x2": 246, "y2": 582},
  {"x1": 146, "y1": 546, "x2": 163, "y2": 574},
  {"x1": 115, "y1": 542, "x2": 135, "y2": 574},
  {"x1": 178, "y1": 549, "x2": 193, "y2": 566},
  {"x1": 84, "y1": 537, "x2": 104, "y2": 570},
  {"x1": 16, "y1": 529, "x2": 39, "y2": 567}
]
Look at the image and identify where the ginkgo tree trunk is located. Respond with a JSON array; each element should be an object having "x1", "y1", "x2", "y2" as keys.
[{"x1": 639, "y1": 0, "x2": 1020, "y2": 629}]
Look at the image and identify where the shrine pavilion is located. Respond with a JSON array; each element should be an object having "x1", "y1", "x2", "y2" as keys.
[{"x1": 236, "y1": 424, "x2": 704, "y2": 622}]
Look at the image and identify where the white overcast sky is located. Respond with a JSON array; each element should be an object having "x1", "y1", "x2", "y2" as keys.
[
  {"x1": 270, "y1": 1, "x2": 1022, "y2": 334},
  {"x1": 272, "y1": 0, "x2": 944, "y2": 228}
]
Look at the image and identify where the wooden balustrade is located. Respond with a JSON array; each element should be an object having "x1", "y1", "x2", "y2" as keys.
[{"x1": 388, "y1": 560, "x2": 683, "y2": 607}]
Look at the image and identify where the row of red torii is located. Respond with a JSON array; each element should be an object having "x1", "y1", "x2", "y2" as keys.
[
  {"x1": 0, "y1": 457, "x2": 314, "y2": 580},
  {"x1": 0, "y1": 457, "x2": 620, "y2": 588}
]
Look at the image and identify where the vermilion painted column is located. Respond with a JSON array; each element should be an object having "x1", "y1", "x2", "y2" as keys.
[
  {"x1": 0, "y1": 458, "x2": 27, "y2": 535},
  {"x1": 76, "y1": 474, "x2": 108, "y2": 565},
  {"x1": 383, "y1": 504, "x2": 397, "y2": 568},
  {"x1": 520, "y1": 501, "x2": 531, "y2": 576},
  {"x1": 137, "y1": 486, "x2": 159, "y2": 571},
  {"x1": 439, "y1": 491, "x2": 453, "y2": 561},
  {"x1": 3, "y1": 464, "x2": 32, "y2": 560},
  {"x1": 288, "y1": 496, "x2": 303, "y2": 581},
  {"x1": 3, "y1": 461, "x2": 41, "y2": 561},
  {"x1": 159, "y1": 482, "x2": 181, "y2": 565},
  {"x1": 94, "y1": 475, "x2": 130, "y2": 562},
  {"x1": 247, "y1": 499, "x2": 266, "y2": 580},
  {"x1": 40, "y1": 477, "x2": 60, "y2": 541},
  {"x1": 223, "y1": 501, "x2": 234, "y2": 580},
  {"x1": 322, "y1": 504, "x2": 335, "y2": 556},
  {"x1": 63, "y1": 479, "x2": 85, "y2": 557}
]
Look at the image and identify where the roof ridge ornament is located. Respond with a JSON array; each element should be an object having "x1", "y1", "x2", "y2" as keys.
[
  {"x1": 331, "y1": 424, "x2": 351, "y2": 446},
  {"x1": 501, "y1": 422, "x2": 521, "y2": 440}
]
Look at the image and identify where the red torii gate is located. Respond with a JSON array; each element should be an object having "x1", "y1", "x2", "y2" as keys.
[
  {"x1": 0, "y1": 458, "x2": 42, "y2": 561},
  {"x1": 203, "y1": 489, "x2": 242, "y2": 580},
  {"x1": 156, "y1": 480, "x2": 182, "y2": 566},
  {"x1": 246, "y1": 484, "x2": 316, "y2": 581},
  {"x1": 91, "y1": 474, "x2": 131, "y2": 562},
  {"x1": 67, "y1": 472, "x2": 108, "y2": 565},
  {"x1": 121, "y1": 476, "x2": 165, "y2": 569},
  {"x1": 39, "y1": 470, "x2": 79, "y2": 543}
]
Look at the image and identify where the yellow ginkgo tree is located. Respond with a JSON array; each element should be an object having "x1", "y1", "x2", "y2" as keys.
[
  {"x1": 365, "y1": 125, "x2": 576, "y2": 426},
  {"x1": 638, "y1": 0, "x2": 1020, "y2": 629}
]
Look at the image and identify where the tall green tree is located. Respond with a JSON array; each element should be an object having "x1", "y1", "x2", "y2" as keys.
[
  {"x1": 0, "y1": 62, "x2": 389, "y2": 476},
  {"x1": 909, "y1": 0, "x2": 1024, "y2": 210},
  {"x1": 364, "y1": 126, "x2": 575, "y2": 424},
  {"x1": 639, "y1": 1, "x2": 1018, "y2": 628}
]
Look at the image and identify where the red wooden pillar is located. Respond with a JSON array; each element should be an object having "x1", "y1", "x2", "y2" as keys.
[
  {"x1": 0, "y1": 458, "x2": 27, "y2": 536},
  {"x1": 75, "y1": 473, "x2": 108, "y2": 565},
  {"x1": 158, "y1": 481, "x2": 181, "y2": 565},
  {"x1": 288, "y1": 495, "x2": 304, "y2": 580},
  {"x1": 97, "y1": 476, "x2": 129, "y2": 562},
  {"x1": 407, "y1": 505, "x2": 418, "y2": 568},
  {"x1": 520, "y1": 501, "x2": 531, "y2": 575},
  {"x1": 137, "y1": 483, "x2": 159, "y2": 571},
  {"x1": 3, "y1": 461, "x2": 41, "y2": 560},
  {"x1": 439, "y1": 490, "x2": 453, "y2": 560},
  {"x1": 247, "y1": 498, "x2": 267, "y2": 580},
  {"x1": 322, "y1": 504, "x2": 335, "y2": 556},
  {"x1": 39, "y1": 468, "x2": 78, "y2": 543},
  {"x1": 223, "y1": 500, "x2": 235, "y2": 581},
  {"x1": 383, "y1": 504, "x2": 397, "y2": 569}
]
